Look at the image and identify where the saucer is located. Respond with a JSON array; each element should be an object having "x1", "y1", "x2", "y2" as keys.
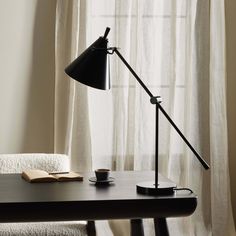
[{"x1": 89, "y1": 177, "x2": 115, "y2": 184}]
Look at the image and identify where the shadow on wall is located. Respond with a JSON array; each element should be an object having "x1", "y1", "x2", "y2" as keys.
[{"x1": 22, "y1": 0, "x2": 57, "y2": 153}]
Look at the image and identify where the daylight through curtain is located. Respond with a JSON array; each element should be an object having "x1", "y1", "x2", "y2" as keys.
[{"x1": 55, "y1": 0, "x2": 235, "y2": 235}]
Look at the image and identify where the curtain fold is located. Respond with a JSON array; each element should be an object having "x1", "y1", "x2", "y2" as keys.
[
  {"x1": 210, "y1": 1, "x2": 235, "y2": 235},
  {"x1": 55, "y1": 0, "x2": 92, "y2": 171},
  {"x1": 55, "y1": 0, "x2": 235, "y2": 235}
]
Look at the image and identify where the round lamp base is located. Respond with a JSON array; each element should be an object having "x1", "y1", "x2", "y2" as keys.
[{"x1": 136, "y1": 181, "x2": 176, "y2": 195}]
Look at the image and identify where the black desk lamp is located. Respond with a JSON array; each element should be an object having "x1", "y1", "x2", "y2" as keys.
[{"x1": 65, "y1": 27, "x2": 210, "y2": 195}]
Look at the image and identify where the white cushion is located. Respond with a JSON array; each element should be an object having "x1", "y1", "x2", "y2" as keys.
[
  {"x1": 0, "y1": 221, "x2": 87, "y2": 236},
  {"x1": 0, "y1": 153, "x2": 70, "y2": 173}
]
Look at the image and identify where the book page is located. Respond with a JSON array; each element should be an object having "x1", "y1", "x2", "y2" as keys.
[
  {"x1": 53, "y1": 172, "x2": 83, "y2": 181},
  {"x1": 22, "y1": 169, "x2": 57, "y2": 183}
]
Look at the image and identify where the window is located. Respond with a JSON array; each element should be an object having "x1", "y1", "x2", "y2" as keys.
[{"x1": 86, "y1": 0, "x2": 189, "y2": 170}]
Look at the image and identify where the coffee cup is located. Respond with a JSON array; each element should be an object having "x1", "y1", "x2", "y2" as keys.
[{"x1": 95, "y1": 169, "x2": 110, "y2": 181}]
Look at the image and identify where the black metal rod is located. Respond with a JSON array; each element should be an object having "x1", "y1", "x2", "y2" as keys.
[
  {"x1": 155, "y1": 104, "x2": 159, "y2": 188},
  {"x1": 103, "y1": 27, "x2": 110, "y2": 39},
  {"x1": 157, "y1": 103, "x2": 210, "y2": 169},
  {"x1": 113, "y1": 48, "x2": 210, "y2": 170},
  {"x1": 114, "y1": 49, "x2": 154, "y2": 98}
]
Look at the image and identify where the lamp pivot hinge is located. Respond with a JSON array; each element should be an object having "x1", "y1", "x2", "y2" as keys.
[{"x1": 150, "y1": 96, "x2": 162, "y2": 104}]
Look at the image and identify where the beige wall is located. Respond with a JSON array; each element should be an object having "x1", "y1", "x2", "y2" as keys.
[
  {"x1": 225, "y1": 0, "x2": 236, "y2": 224},
  {"x1": 0, "y1": 0, "x2": 56, "y2": 153}
]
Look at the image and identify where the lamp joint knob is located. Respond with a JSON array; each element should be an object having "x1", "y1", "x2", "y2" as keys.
[{"x1": 150, "y1": 96, "x2": 162, "y2": 104}]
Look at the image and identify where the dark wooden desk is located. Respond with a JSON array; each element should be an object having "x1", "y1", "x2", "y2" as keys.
[{"x1": 0, "y1": 171, "x2": 197, "y2": 236}]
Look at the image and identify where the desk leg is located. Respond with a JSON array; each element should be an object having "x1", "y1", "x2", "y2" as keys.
[
  {"x1": 86, "y1": 221, "x2": 96, "y2": 236},
  {"x1": 130, "y1": 219, "x2": 144, "y2": 236},
  {"x1": 154, "y1": 218, "x2": 169, "y2": 236}
]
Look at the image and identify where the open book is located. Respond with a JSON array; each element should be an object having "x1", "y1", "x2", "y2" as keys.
[{"x1": 22, "y1": 169, "x2": 83, "y2": 183}]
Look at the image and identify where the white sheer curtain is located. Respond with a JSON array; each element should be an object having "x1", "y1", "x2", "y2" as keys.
[
  {"x1": 55, "y1": 0, "x2": 92, "y2": 171},
  {"x1": 55, "y1": 0, "x2": 235, "y2": 235}
]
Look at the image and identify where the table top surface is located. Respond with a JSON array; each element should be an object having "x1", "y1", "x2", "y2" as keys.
[
  {"x1": 0, "y1": 171, "x2": 197, "y2": 222},
  {"x1": 0, "y1": 171, "x2": 195, "y2": 203}
]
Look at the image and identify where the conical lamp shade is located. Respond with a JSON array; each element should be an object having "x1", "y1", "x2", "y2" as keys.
[{"x1": 65, "y1": 34, "x2": 110, "y2": 90}]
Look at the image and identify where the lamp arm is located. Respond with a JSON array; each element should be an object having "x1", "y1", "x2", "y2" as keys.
[
  {"x1": 157, "y1": 104, "x2": 210, "y2": 169},
  {"x1": 113, "y1": 48, "x2": 154, "y2": 98},
  {"x1": 113, "y1": 48, "x2": 210, "y2": 170}
]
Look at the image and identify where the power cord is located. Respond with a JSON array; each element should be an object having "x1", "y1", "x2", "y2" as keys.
[{"x1": 173, "y1": 188, "x2": 193, "y2": 194}]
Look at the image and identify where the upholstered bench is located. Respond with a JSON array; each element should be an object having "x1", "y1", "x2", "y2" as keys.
[{"x1": 0, "y1": 153, "x2": 89, "y2": 236}]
